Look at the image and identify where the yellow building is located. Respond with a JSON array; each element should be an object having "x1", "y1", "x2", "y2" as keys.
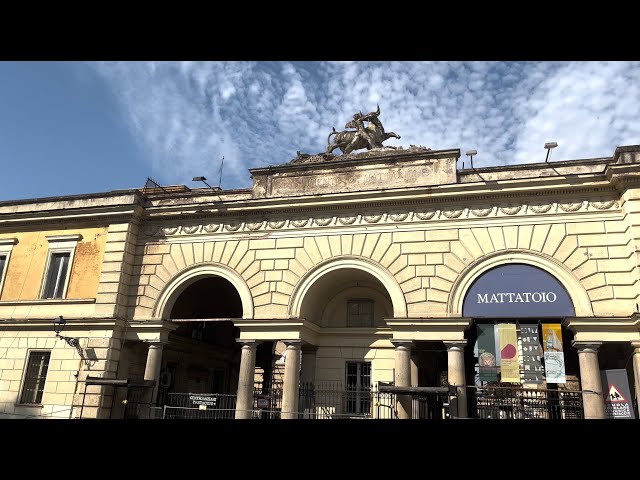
[{"x1": 1, "y1": 144, "x2": 640, "y2": 420}]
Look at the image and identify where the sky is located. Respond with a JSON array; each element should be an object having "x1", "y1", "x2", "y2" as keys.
[{"x1": 1, "y1": 61, "x2": 639, "y2": 202}]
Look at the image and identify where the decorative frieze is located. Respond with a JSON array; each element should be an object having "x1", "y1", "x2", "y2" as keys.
[
  {"x1": 590, "y1": 200, "x2": 618, "y2": 210},
  {"x1": 338, "y1": 216, "x2": 357, "y2": 225},
  {"x1": 268, "y1": 221, "x2": 286, "y2": 229},
  {"x1": 499, "y1": 205, "x2": 522, "y2": 215},
  {"x1": 291, "y1": 219, "x2": 310, "y2": 228},
  {"x1": 471, "y1": 208, "x2": 492, "y2": 217},
  {"x1": 140, "y1": 198, "x2": 621, "y2": 237}
]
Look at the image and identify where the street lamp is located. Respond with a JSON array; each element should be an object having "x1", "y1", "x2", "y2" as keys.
[
  {"x1": 53, "y1": 316, "x2": 89, "y2": 367},
  {"x1": 544, "y1": 142, "x2": 558, "y2": 162},
  {"x1": 192, "y1": 176, "x2": 220, "y2": 190},
  {"x1": 466, "y1": 150, "x2": 477, "y2": 169}
]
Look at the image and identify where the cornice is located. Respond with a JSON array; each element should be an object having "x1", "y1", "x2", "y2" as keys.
[{"x1": 0, "y1": 206, "x2": 143, "y2": 229}]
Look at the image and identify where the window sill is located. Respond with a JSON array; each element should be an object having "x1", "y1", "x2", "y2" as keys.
[
  {"x1": 0, "y1": 298, "x2": 96, "y2": 306},
  {"x1": 14, "y1": 403, "x2": 44, "y2": 408}
]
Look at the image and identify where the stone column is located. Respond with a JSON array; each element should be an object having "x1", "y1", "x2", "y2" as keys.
[
  {"x1": 445, "y1": 341, "x2": 468, "y2": 419},
  {"x1": 574, "y1": 342, "x2": 605, "y2": 419},
  {"x1": 143, "y1": 342, "x2": 165, "y2": 406},
  {"x1": 235, "y1": 340, "x2": 260, "y2": 420},
  {"x1": 392, "y1": 340, "x2": 412, "y2": 419},
  {"x1": 632, "y1": 341, "x2": 640, "y2": 412},
  {"x1": 281, "y1": 340, "x2": 302, "y2": 419}
]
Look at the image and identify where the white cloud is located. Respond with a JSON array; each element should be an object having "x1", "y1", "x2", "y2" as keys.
[{"x1": 90, "y1": 61, "x2": 640, "y2": 189}]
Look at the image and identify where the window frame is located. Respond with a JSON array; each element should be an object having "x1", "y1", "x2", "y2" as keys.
[
  {"x1": 40, "y1": 234, "x2": 82, "y2": 300},
  {"x1": 0, "y1": 238, "x2": 17, "y2": 299},
  {"x1": 18, "y1": 350, "x2": 52, "y2": 406},
  {"x1": 345, "y1": 360, "x2": 372, "y2": 416},
  {"x1": 346, "y1": 298, "x2": 374, "y2": 328}
]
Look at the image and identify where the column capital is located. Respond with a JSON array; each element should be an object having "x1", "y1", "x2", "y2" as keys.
[
  {"x1": 572, "y1": 341, "x2": 603, "y2": 352},
  {"x1": 283, "y1": 339, "x2": 302, "y2": 349},
  {"x1": 630, "y1": 340, "x2": 640, "y2": 352},
  {"x1": 391, "y1": 340, "x2": 413, "y2": 351},
  {"x1": 236, "y1": 339, "x2": 261, "y2": 349},
  {"x1": 444, "y1": 340, "x2": 467, "y2": 351}
]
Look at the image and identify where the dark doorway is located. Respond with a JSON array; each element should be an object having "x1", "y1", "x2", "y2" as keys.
[{"x1": 163, "y1": 276, "x2": 244, "y2": 399}]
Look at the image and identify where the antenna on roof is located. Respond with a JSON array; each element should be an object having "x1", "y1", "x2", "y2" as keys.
[
  {"x1": 144, "y1": 177, "x2": 170, "y2": 194},
  {"x1": 218, "y1": 156, "x2": 225, "y2": 189}
]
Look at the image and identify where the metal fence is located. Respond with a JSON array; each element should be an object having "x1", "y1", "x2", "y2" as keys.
[
  {"x1": 163, "y1": 393, "x2": 239, "y2": 419},
  {"x1": 140, "y1": 384, "x2": 586, "y2": 420},
  {"x1": 470, "y1": 385, "x2": 584, "y2": 419},
  {"x1": 156, "y1": 383, "x2": 453, "y2": 419}
]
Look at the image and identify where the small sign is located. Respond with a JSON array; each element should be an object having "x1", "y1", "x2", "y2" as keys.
[
  {"x1": 188, "y1": 394, "x2": 218, "y2": 407},
  {"x1": 600, "y1": 369, "x2": 635, "y2": 419},
  {"x1": 257, "y1": 398, "x2": 271, "y2": 409}
]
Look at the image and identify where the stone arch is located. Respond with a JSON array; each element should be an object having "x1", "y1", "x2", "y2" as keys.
[
  {"x1": 289, "y1": 256, "x2": 408, "y2": 318},
  {"x1": 448, "y1": 250, "x2": 593, "y2": 317},
  {"x1": 153, "y1": 263, "x2": 254, "y2": 319}
]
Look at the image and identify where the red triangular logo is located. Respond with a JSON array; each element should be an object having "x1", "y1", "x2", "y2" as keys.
[{"x1": 605, "y1": 384, "x2": 626, "y2": 402}]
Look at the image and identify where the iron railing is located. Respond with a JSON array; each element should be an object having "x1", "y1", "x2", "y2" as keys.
[
  {"x1": 130, "y1": 384, "x2": 586, "y2": 420},
  {"x1": 158, "y1": 383, "x2": 453, "y2": 419},
  {"x1": 469, "y1": 385, "x2": 584, "y2": 419}
]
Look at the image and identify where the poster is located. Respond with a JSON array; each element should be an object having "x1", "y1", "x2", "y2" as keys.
[
  {"x1": 542, "y1": 323, "x2": 566, "y2": 383},
  {"x1": 498, "y1": 323, "x2": 520, "y2": 382},
  {"x1": 477, "y1": 323, "x2": 498, "y2": 381},
  {"x1": 520, "y1": 325, "x2": 544, "y2": 384},
  {"x1": 600, "y1": 369, "x2": 636, "y2": 419}
]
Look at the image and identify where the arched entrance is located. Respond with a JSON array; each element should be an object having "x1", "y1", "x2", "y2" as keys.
[
  {"x1": 290, "y1": 257, "x2": 400, "y2": 418},
  {"x1": 156, "y1": 276, "x2": 244, "y2": 407},
  {"x1": 461, "y1": 263, "x2": 583, "y2": 419}
]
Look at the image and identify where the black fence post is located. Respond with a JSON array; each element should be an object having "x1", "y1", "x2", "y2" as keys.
[{"x1": 448, "y1": 384, "x2": 459, "y2": 418}]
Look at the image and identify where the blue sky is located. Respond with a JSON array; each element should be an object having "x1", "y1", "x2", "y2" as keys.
[{"x1": 1, "y1": 61, "x2": 639, "y2": 201}]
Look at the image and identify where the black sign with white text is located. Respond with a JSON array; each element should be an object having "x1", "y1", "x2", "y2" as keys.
[{"x1": 463, "y1": 264, "x2": 575, "y2": 318}]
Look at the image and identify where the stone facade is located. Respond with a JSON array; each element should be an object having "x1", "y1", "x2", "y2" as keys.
[{"x1": 1, "y1": 146, "x2": 640, "y2": 419}]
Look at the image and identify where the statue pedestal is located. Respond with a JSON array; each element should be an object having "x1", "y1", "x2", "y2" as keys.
[{"x1": 250, "y1": 147, "x2": 460, "y2": 199}]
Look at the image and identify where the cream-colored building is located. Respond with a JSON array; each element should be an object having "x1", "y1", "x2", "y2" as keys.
[{"x1": 1, "y1": 145, "x2": 640, "y2": 419}]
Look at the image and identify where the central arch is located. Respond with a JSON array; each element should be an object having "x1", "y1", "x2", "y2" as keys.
[
  {"x1": 449, "y1": 250, "x2": 593, "y2": 317},
  {"x1": 289, "y1": 256, "x2": 408, "y2": 319}
]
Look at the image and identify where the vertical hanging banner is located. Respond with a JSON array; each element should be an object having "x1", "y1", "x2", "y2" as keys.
[
  {"x1": 542, "y1": 324, "x2": 566, "y2": 383},
  {"x1": 498, "y1": 323, "x2": 520, "y2": 382},
  {"x1": 520, "y1": 325, "x2": 544, "y2": 384},
  {"x1": 477, "y1": 324, "x2": 498, "y2": 381},
  {"x1": 600, "y1": 369, "x2": 636, "y2": 419}
]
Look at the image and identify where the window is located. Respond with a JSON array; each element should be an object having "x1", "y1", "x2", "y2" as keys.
[
  {"x1": 40, "y1": 234, "x2": 81, "y2": 300},
  {"x1": 345, "y1": 361, "x2": 371, "y2": 415},
  {"x1": 0, "y1": 255, "x2": 6, "y2": 290},
  {"x1": 43, "y1": 252, "x2": 71, "y2": 299},
  {"x1": 20, "y1": 351, "x2": 51, "y2": 404},
  {"x1": 347, "y1": 299, "x2": 374, "y2": 327},
  {"x1": 0, "y1": 238, "x2": 17, "y2": 297}
]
